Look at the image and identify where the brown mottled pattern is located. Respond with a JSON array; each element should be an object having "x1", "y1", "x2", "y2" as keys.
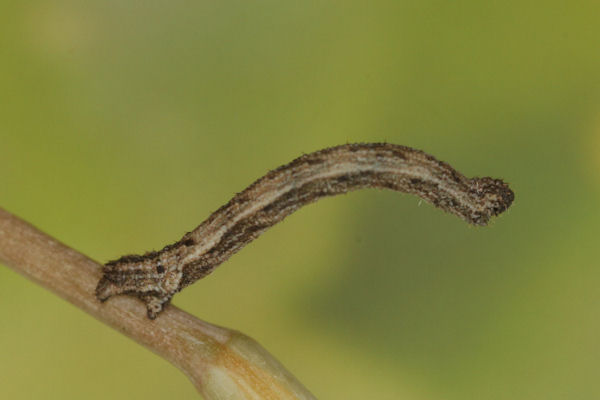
[{"x1": 96, "y1": 143, "x2": 514, "y2": 319}]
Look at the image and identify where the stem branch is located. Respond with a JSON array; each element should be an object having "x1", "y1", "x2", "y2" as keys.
[{"x1": 0, "y1": 207, "x2": 315, "y2": 400}]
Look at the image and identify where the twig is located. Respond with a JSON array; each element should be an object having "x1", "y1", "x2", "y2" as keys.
[{"x1": 0, "y1": 207, "x2": 317, "y2": 400}]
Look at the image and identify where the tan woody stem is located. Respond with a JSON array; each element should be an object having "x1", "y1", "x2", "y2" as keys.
[{"x1": 0, "y1": 207, "x2": 316, "y2": 400}]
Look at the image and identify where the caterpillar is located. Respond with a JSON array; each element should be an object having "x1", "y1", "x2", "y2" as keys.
[{"x1": 96, "y1": 143, "x2": 514, "y2": 319}]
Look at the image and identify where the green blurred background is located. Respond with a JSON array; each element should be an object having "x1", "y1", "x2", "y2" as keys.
[{"x1": 1, "y1": 1, "x2": 600, "y2": 399}]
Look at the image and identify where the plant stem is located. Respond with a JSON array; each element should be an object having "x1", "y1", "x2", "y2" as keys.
[{"x1": 0, "y1": 207, "x2": 316, "y2": 400}]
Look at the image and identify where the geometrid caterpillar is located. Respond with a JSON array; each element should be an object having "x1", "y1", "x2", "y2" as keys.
[{"x1": 96, "y1": 143, "x2": 514, "y2": 319}]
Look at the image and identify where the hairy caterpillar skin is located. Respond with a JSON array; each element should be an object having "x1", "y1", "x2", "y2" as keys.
[{"x1": 96, "y1": 143, "x2": 514, "y2": 319}]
